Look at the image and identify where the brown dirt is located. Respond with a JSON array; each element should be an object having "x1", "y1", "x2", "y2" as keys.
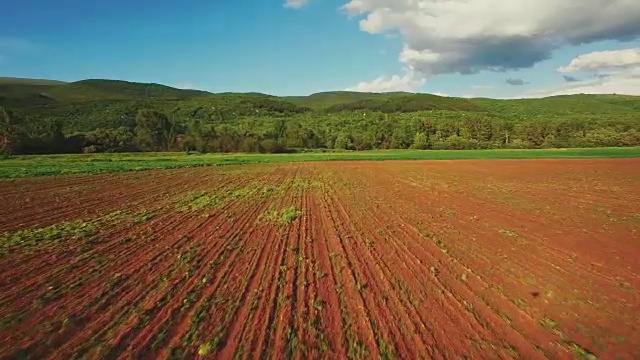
[{"x1": 1, "y1": 159, "x2": 638, "y2": 359}]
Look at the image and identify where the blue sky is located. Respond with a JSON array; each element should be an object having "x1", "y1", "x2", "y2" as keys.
[{"x1": 1, "y1": 0, "x2": 639, "y2": 97}]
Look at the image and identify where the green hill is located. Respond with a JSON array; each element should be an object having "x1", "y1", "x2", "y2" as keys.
[
  {"x1": 323, "y1": 93, "x2": 482, "y2": 113},
  {"x1": 2, "y1": 77, "x2": 638, "y2": 121},
  {"x1": 0, "y1": 77, "x2": 638, "y2": 144},
  {"x1": 285, "y1": 91, "x2": 410, "y2": 109},
  {"x1": 40, "y1": 79, "x2": 211, "y2": 103},
  {"x1": 0, "y1": 80, "x2": 60, "y2": 108},
  {"x1": 0, "y1": 77, "x2": 67, "y2": 86},
  {"x1": 0, "y1": 77, "x2": 66, "y2": 103},
  {"x1": 469, "y1": 94, "x2": 640, "y2": 121}
]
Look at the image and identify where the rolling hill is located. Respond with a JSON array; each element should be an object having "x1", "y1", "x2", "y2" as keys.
[
  {"x1": 0, "y1": 77, "x2": 67, "y2": 86},
  {"x1": 43, "y1": 79, "x2": 211, "y2": 102},
  {"x1": 0, "y1": 77, "x2": 638, "y2": 133},
  {"x1": 284, "y1": 91, "x2": 411, "y2": 109}
]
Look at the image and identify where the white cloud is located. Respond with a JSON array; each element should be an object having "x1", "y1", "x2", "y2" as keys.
[
  {"x1": 523, "y1": 47, "x2": 640, "y2": 96},
  {"x1": 173, "y1": 83, "x2": 198, "y2": 90},
  {"x1": 432, "y1": 92, "x2": 451, "y2": 97},
  {"x1": 345, "y1": 69, "x2": 425, "y2": 92},
  {"x1": 524, "y1": 69, "x2": 640, "y2": 97},
  {"x1": 343, "y1": 0, "x2": 640, "y2": 90},
  {"x1": 344, "y1": 0, "x2": 640, "y2": 76},
  {"x1": 285, "y1": 0, "x2": 310, "y2": 9},
  {"x1": 557, "y1": 48, "x2": 640, "y2": 73}
]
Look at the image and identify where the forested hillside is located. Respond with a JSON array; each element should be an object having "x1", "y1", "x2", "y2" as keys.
[{"x1": 0, "y1": 78, "x2": 638, "y2": 155}]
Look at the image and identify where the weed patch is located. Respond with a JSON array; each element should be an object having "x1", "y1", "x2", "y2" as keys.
[
  {"x1": 564, "y1": 341, "x2": 597, "y2": 360},
  {"x1": 0, "y1": 220, "x2": 96, "y2": 249},
  {"x1": 261, "y1": 205, "x2": 302, "y2": 226},
  {"x1": 179, "y1": 192, "x2": 222, "y2": 212}
]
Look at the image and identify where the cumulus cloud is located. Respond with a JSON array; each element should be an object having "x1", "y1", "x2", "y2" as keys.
[
  {"x1": 343, "y1": 0, "x2": 640, "y2": 89},
  {"x1": 284, "y1": 0, "x2": 310, "y2": 9},
  {"x1": 557, "y1": 48, "x2": 640, "y2": 73},
  {"x1": 563, "y1": 75, "x2": 581, "y2": 82},
  {"x1": 344, "y1": 69, "x2": 425, "y2": 92},
  {"x1": 525, "y1": 69, "x2": 640, "y2": 97},
  {"x1": 526, "y1": 47, "x2": 640, "y2": 96},
  {"x1": 506, "y1": 78, "x2": 529, "y2": 86}
]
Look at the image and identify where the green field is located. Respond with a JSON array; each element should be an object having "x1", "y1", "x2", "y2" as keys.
[{"x1": 1, "y1": 147, "x2": 639, "y2": 178}]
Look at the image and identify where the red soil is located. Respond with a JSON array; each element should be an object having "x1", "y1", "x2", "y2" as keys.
[{"x1": 0, "y1": 159, "x2": 638, "y2": 359}]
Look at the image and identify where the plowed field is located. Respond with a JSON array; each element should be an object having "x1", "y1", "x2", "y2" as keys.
[{"x1": 1, "y1": 159, "x2": 639, "y2": 359}]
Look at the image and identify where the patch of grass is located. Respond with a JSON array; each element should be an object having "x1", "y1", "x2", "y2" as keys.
[
  {"x1": 540, "y1": 317, "x2": 559, "y2": 332},
  {"x1": 512, "y1": 298, "x2": 527, "y2": 309},
  {"x1": 564, "y1": 341, "x2": 597, "y2": 360},
  {"x1": 499, "y1": 229, "x2": 519, "y2": 238},
  {"x1": 347, "y1": 338, "x2": 369, "y2": 359},
  {"x1": 132, "y1": 211, "x2": 154, "y2": 224},
  {"x1": 0, "y1": 208, "x2": 156, "y2": 254},
  {"x1": 198, "y1": 329, "x2": 227, "y2": 357},
  {"x1": 313, "y1": 299, "x2": 326, "y2": 311},
  {"x1": 197, "y1": 342, "x2": 212, "y2": 356},
  {"x1": 0, "y1": 220, "x2": 96, "y2": 249},
  {"x1": 182, "y1": 302, "x2": 210, "y2": 347},
  {"x1": 285, "y1": 328, "x2": 299, "y2": 360},
  {"x1": 377, "y1": 338, "x2": 397, "y2": 360},
  {"x1": 179, "y1": 192, "x2": 222, "y2": 212},
  {"x1": 506, "y1": 345, "x2": 520, "y2": 358},
  {"x1": 3, "y1": 147, "x2": 640, "y2": 178},
  {"x1": 434, "y1": 238, "x2": 449, "y2": 254},
  {"x1": 355, "y1": 280, "x2": 368, "y2": 292},
  {"x1": 499, "y1": 311, "x2": 513, "y2": 325},
  {"x1": 261, "y1": 205, "x2": 302, "y2": 226},
  {"x1": 179, "y1": 183, "x2": 271, "y2": 213},
  {"x1": 280, "y1": 206, "x2": 302, "y2": 224}
]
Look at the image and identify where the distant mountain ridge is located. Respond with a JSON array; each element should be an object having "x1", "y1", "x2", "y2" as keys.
[
  {"x1": 0, "y1": 77, "x2": 68, "y2": 86},
  {"x1": 1, "y1": 77, "x2": 638, "y2": 111},
  {"x1": 1, "y1": 77, "x2": 638, "y2": 156},
  {"x1": 0, "y1": 77, "x2": 638, "y2": 134}
]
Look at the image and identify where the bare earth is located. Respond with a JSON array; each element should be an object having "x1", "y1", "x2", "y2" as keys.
[{"x1": 1, "y1": 159, "x2": 639, "y2": 359}]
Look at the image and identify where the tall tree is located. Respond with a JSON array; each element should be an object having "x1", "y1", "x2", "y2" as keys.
[
  {"x1": 135, "y1": 109, "x2": 175, "y2": 151},
  {"x1": 186, "y1": 119, "x2": 217, "y2": 152},
  {"x1": 0, "y1": 107, "x2": 17, "y2": 156},
  {"x1": 411, "y1": 132, "x2": 429, "y2": 150}
]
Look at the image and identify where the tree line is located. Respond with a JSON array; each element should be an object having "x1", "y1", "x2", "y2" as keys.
[{"x1": 1, "y1": 105, "x2": 639, "y2": 156}]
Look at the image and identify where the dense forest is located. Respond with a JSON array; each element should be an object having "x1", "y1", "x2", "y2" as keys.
[{"x1": 1, "y1": 77, "x2": 639, "y2": 155}]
